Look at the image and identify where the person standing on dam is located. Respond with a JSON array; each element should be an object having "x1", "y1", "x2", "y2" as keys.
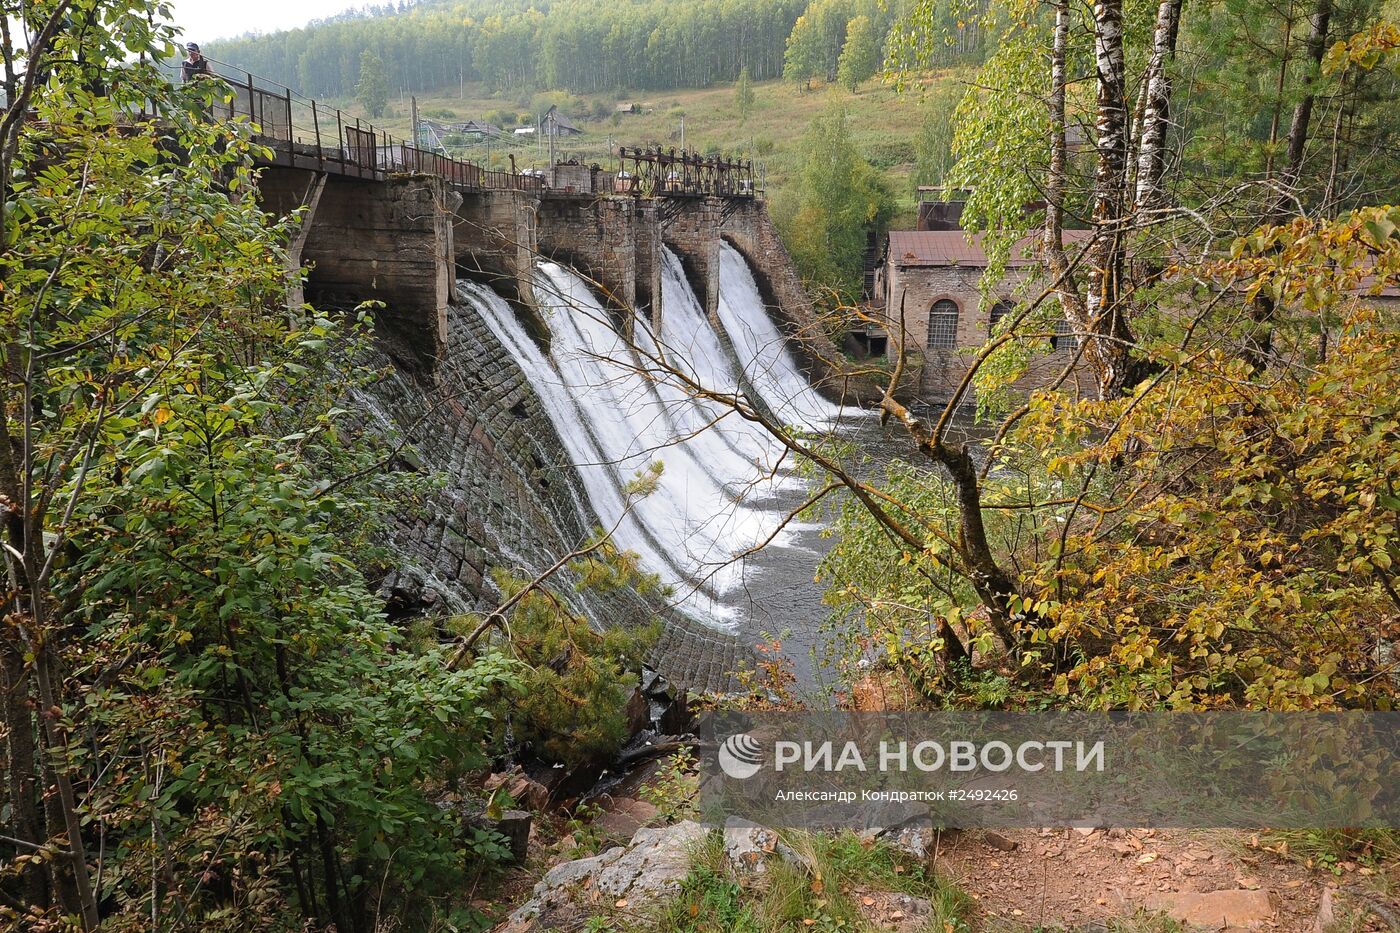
[{"x1": 181, "y1": 42, "x2": 211, "y2": 82}]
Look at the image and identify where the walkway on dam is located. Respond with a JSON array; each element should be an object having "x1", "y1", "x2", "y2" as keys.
[{"x1": 194, "y1": 58, "x2": 757, "y2": 200}]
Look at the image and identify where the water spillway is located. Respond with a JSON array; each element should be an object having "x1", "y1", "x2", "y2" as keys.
[
  {"x1": 456, "y1": 246, "x2": 861, "y2": 636},
  {"x1": 715, "y1": 243, "x2": 851, "y2": 430}
]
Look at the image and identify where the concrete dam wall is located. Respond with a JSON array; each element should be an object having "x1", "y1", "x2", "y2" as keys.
[{"x1": 259, "y1": 168, "x2": 866, "y2": 692}]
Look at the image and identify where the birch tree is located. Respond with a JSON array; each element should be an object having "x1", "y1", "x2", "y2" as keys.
[{"x1": 1133, "y1": 0, "x2": 1185, "y2": 210}]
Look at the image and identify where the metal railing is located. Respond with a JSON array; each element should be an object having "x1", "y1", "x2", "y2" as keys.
[
  {"x1": 188, "y1": 57, "x2": 542, "y2": 192},
  {"x1": 617, "y1": 146, "x2": 757, "y2": 199},
  {"x1": 170, "y1": 58, "x2": 757, "y2": 200}
]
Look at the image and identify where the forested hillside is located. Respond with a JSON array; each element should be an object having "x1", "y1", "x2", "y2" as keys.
[{"x1": 206, "y1": 0, "x2": 986, "y2": 97}]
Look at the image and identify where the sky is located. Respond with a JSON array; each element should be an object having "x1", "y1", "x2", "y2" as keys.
[{"x1": 168, "y1": 0, "x2": 365, "y2": 45}]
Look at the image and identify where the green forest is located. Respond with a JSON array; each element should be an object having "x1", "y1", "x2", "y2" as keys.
[{"x1": 206, "y1": 0, "x2": 986, "y2": 97}]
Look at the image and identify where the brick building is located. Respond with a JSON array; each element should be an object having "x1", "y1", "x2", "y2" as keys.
[
  {"x1": 875, "y1": 226, "x2": 1091, "y2": 400},
  {"x1": 873, "y1": 196, "x2": 1397, "y2": 403}
]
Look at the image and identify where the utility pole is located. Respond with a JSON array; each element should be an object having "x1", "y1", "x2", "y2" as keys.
[
  {"x1": 547, "y1": 108, "x2": 557, "y2": 167},
  {"x1": 410, "y1": 95, "x2": 419, "y2": 147},
  {"x1": 680, "y1": 114, "x2": 685, "y2": 151}
]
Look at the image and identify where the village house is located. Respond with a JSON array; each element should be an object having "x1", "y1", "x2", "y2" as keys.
[{"x1": 540, "y1": 105, "x2": 583, "y2": 137}]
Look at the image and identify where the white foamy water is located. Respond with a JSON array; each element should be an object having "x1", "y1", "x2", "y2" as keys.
[
  {"x1": 459, "y1": 247, "x2": 863, "y2": 633},
  {"x1": 715, "y1": 243, "x2": 853, "y2": 429},
  {"x1": 648, "y1": 249, "x2": 799, "y2": 478}
]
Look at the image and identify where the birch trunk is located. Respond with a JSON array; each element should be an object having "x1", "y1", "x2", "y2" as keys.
[
  {"x1": 1043, "y1": 0, "x2": 1092, "y2": 338},
  {"x1": 1134, "y1": 0, "x2": 1184, "y2": 210},
  {"x1": 1086, "y1": 0, "x2": 1138, "y2": 399}
]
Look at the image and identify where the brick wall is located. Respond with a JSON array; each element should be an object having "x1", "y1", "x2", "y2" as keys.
[
  {"x1": 883, "y1": 260, "x2": 1091, "y2": 400},
  {"x1": 298, "y1": 173, "x2": 453, "y2": 372},
  {"x1": 453, "y1": 188, "x2": 539, "y2": 308},
  {"x1": 537, "y1": 195, "x2": 642, "y2": 311}
]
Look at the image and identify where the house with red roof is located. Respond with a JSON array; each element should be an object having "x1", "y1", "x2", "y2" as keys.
[{"x1": 874, "y1": 199, "x2": 1093, "y2": 399}]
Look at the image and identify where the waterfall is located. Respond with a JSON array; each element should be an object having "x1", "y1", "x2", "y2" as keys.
[
  {"x1": 460, "y1": 280, "x2": 713, "y2": 614},
  {"x1": 458, "y1": 245, "x2": 858, "y2": 634},
  {"x1": 651, "y1": 249, "x2": 796, "y2": 474},
  {"x1": 715, "y1": 242, "x2": 852, "y2": 430}
]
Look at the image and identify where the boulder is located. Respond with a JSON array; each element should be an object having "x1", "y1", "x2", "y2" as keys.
[
  {"x1": 591, "y1": 797, "x2": 659, "y2": 842},
  {"x1": 484, "y1": 769, "x2": 550, "y2": 811},
  {"x1": 503, "y1": 820, "x2": 708, "y2": 931},
  {"x1": 723, "y1": 817, "x2": 783, "y2": 874},
  {"x1": 853, "y1": 890, "x2": 933, "y2": 930},
  {"x1": 857, "y1": 820, "x2": 937, "y2": 861}
]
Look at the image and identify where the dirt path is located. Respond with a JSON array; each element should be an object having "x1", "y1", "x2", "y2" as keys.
[{"x1": 928, "y1": 828, "x2": 1397, "y2": 931}]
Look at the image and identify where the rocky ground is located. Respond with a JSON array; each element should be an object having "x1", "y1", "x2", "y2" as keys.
[
  {"x1": 932, "y1": 826, "x2": 1396, "y2": 931},
  {"x1": 482, "y1": 795, "x2": 1398, "y2": 932},
  {"x1": 469, "y1": 674, "x2": 1398, "y2": 931}
]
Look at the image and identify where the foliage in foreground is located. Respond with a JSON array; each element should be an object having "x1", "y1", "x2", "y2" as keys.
[
  {"x1": 0, "y1": 12, "x2": 521, "y2": 931},
  {"x1": 486, "y1": 556, "x2": 660, "y2": 768},
  {"x1": 817, "y1": 209, "x2": 1400, "y2": 711}
]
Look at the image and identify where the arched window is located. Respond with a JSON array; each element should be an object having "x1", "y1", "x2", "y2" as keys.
[
  {"x1": 927, "y1": 299, "x2": 959, "y2": 349},
  {"x1": 989, "y1": 300, "x2": 1014, "y2": 336},
  {"x1": 1049, "y1": 315, "x2": 1076, "y2": 352}
]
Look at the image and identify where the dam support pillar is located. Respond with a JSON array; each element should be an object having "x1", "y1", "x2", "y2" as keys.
[
  {"x1": 537, "y1": 195, "x2": 642, "y2": 314},
  {"x1": 296, "y1": 173, "x2": 455, "y2": 373},
  {"x1": 662, "y1": 197, "x2": 724, "y2": 322},
  {"x1": 453, "y1": 188, "x2": 540, "y2": 308},
  {"x1": 634, "y1": 200, "x2": 662, "y2": 324},
  {"x1": 257, "y1": 167, "x2": 328, "y2": 312}
]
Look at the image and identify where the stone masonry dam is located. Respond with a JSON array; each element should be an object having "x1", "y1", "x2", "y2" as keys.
[{"x1": 255, "y1": 161, "x2": 867, "y2": 694}]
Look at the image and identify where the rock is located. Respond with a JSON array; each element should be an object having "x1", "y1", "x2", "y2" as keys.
[
  {"x1": 857, "y1": 820, "x2": 937, "y2": 860},
  {"x1": 590, "y1": 822, "x2": 708, "y2": 897},
  {"x1": 983, "y1": 830, "x2": 1019, "y2": 852},
  {"x1": 1311, "y1": 887, "x2": 1336, "y2": 933},
  {"x1": 1145, "y1": 889, "x2": 1278, "y2": 929},
  {"x1": 592, "y1": 797, "x2": 659, "y2": 842},
  {"x1": 484, "y1": 769, "x2": 550, "y2": 811},
  {"x1": 623, "y1": 686, "x2": 650, "y2": 736},
  {"x1": 505, "y1": 820, "x2": 708, "y2": 930},
  {"x1": 639, "y1": 667, "x2": 691, "y2": 734},
  {"x1": 883, "y1": 824, "x2": 934, "y2": 860},
  {"x1": 723, "y1": 817, "x2": 782, "y2": 874}
]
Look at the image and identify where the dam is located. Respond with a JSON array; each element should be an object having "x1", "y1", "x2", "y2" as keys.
[{"x1": 240, "y1": 77, "x2": 870, "y2": 692}]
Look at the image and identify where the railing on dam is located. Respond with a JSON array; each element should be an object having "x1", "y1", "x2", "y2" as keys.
[
  {"x1": 187, "y1": 58, "x2": 542, "y2": 192},
  {"x1": 617, "y1": 146, "x2": 756, "y2": 199},
  {"x1": 176, "y1": 60, "x2": 756, "y2": 200}
]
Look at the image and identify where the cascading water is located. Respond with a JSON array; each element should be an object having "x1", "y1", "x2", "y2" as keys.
[
  {"x1": 715, "y1": 243, "x2": 852, "y2": 429},
  {"x1": 458, "y1": 246, "x2": 862, "y2": 641}
]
